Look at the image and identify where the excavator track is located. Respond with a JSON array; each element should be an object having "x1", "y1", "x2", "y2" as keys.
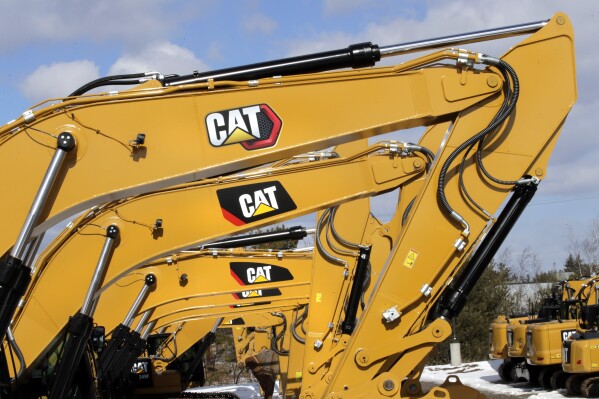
[
  {"x1": 581, "y1": 375, "x2": 599, "y2": 398},
  {"x1": 567, "y1": 373, "x2": 589, "y2": 396},
  {"x1": 549, "y1": 370, "x2": 569, "y2": 390},
  {"x1": 177, "y1": 392, "x2": 241, "y2": 399}
]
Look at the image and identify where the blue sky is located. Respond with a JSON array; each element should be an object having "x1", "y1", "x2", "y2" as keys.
[{"x1": 1, "y1": 0, "x2": 598, "y2": 273}]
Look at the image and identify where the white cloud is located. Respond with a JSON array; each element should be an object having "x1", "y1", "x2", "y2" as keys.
[
  {"x1": 0, "y1": 0, "x2": 209, "y2": 50},
  {"x1": 242, "y1": 13, "x2": 278, "y2": 35},
  {"x1": 109, "y1": 41, "x2": 208, "y2": 76},
  {"x1": 281, "y1": 1, "x2": 598, "y2": 193},
  {"x1": 20, "y1": 60, "x2": 99, "y2": 103}
]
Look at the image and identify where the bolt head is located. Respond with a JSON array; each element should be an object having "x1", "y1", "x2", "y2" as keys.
[{"x1": 383, "y1": 380, "x2": 395, "y2": 391}]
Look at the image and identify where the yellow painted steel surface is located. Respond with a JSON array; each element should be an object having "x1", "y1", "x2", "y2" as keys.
[
  {"x1": 1, "y1": 12, "x2": 576, "y2": 399},
  {"x1": 0, "y1": 57, "x2": 497, "y2": 257},
  {"x1": 14, "y1": 140, "x2": 422, "y2": 368},
  {"x1": 489, "y1": 315, "x2": 511, "y2": 360},
  {"x1": 319, "y1": 14, "x2": 576, "y2": 398},
  {"x1": 527, "y1": 320, "x2": 578, "y2": 366},
  {"x1": 526, "y1": 278, "x2": 598, "y2": 367}
]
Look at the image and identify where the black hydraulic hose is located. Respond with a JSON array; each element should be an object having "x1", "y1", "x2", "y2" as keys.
[
  {"x1": 69, "y1": 72, "x2": 151, "y2": 96},
  {"x1": 270, "y1": 313, "x2": 289, "y2": 356},
  {"x1": 475, "y1": 61, "x2": 521, "y2": 185},
  {"x1": 291, "y1": 305, "x2": 309, "y2": 344},
  {"x1": 412, "y1": 145, "x2": 436, "y2": 165},
  {"x1": 434, "y1": 181, "x2": 537, "y2": 320},
  {"x1": 437, "y1": 59, "x2": 519, "y2": 228},
  {"x1": 455, "y1": 61, "x2": 520, "y2": 218}
]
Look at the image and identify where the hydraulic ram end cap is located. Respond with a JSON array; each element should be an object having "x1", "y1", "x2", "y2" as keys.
[
  {"x1": 349, "y1": 42, "x2": 381, "y2": 68},
  {"x1": 145, "y1": 273, "x2": 157, "y2": 287}
]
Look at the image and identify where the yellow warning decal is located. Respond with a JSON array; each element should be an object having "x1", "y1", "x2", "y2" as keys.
[
  {"x1": 403, "y1": 249, "x2": 419, "y2": 268},
  {"x1": 316, "y1": 293, "x2": 323, "y2": 303}
]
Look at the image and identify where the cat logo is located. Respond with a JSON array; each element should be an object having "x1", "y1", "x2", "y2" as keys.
[
  {"x1": 205, "y1": 104, "x2": 282, "y2": 150},
  {"x1": 240, "y1": 186, "x2": 279, "y2": 218},
  {"x1": 230, "y1": 262, "x2": 294, "y2": 286},
  {"x1": 130, "y1": 359, "x2": 151, "y2": 386},
  {"x1": 232, "y1": 288, "x2": 282, "y2": 300},
  {"x1": 561, "y1": 329, "x2": 576, "y2": 342},
  {"x1": 217, "y1": 181, "x2": 296, "y2": 226},
  {"x1": 247, "y1": 266, "x2": 271, "y2": 283}
]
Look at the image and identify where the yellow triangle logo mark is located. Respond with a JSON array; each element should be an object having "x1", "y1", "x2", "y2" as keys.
[
  {"x1": 247, "y1": 291, "x2": 261, "y2": 297},
  {"x1": 253, "y1": 203, "x2": 276, "y2": 216},
  {"x1": 225, "y1": 128, "x2": 255, "y2": 144},
  {"x1": 253, "y1": 275, "x2": 269, "y2": 283}
]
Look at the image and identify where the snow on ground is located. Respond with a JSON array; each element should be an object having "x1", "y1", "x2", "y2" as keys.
[
  {"x1": 186, "y1": 381, "x2": 282, "y2": 399},
  {"x1": 188, "y1": 360, "x2": 582, "y2": 398},
  {"x1": 421, "y1": 359, "x2": 574, "y2": 398}
]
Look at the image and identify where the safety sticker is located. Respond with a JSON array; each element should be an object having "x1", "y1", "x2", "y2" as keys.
[{"x1": 403, "y1": 249, "x2": 419, "y2": 268}]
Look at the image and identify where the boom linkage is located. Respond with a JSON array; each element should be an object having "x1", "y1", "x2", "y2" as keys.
[{"x1": 0, "y1": 13, "x2": 577, "y2": 399}]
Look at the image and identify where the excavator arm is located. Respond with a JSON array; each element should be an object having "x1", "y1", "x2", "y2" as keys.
[
  {"x1": 12, "y1": 138, "x2": 423, "y2": 369},
  {"x1": 0, "y1": 12, "x2": 577, "y2": 399},
  {"x1": 317, "y1": 13, "x2": 576, "y2": 399},
  {"x1": 0, "y1": 33, "x2": 501, "y2": 350}
]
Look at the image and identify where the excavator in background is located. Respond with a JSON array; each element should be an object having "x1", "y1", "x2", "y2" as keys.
[
  {"x1": 0, "y1": 12, "x2": 576, "y2": 399},
  {"x1": 525, "y1": 277, "x2": 599, "y2": 390},
  {"x1": 500, "y1": 279, "x2": 587, "y2": 383},
  {"x1": 488, "y1": 314, "x2": 533, "y2": 380},
  {"x1": 561, "y1": 292, "x2": 599, "y2": 397}
]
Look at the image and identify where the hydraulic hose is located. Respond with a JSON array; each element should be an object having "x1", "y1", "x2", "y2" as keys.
[
  {"x1": 437, "y1": 59, "x2": 519, "y2": 234},
  {"x1": 69, "y1": 72, "x2": 160, "y2": 96}
]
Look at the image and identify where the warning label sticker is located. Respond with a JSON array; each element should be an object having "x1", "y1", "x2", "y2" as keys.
[{"x1": 403, "y1": 249, "x2": 419, "y2": 268}]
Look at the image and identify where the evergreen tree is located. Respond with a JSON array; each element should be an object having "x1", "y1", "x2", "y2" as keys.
[
  {"x1": 428, "y1": 260, "x2": 516, "y2": 364},
  {"x1": 563, "y1": 253, "x2": 590, "y2": 277}
]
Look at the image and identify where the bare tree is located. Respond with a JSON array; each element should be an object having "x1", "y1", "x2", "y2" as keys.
[{"x1": 581, "y1": 217, "x2": 599, "y2": 273}]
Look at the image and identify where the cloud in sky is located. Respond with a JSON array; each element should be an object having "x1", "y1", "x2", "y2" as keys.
[
  {"x1": 4, "y1": 0, "x2": 598, "y2": 270},
  {"x1": 20, "y1": 60, "x2": 99, "y2": 103},
  {"x1": 242, "y1": 13, "x2": 278, "y2": 35},
  {"x1": 0, "y1": 0, "x2": 210, "y2": 51},
  {"x1": 109, "y1": 41, "x2": 208, "y2": 76}
]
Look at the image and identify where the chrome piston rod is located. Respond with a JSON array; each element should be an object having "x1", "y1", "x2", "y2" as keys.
[
  {"x1": 379, "y1": 19, "x2": 548, "y2": 57},
  {"x1": 81, "y1": 225, "x2": 119, "y2": 316},
  {"x1": 122, "y1": 274, "x2": 156, "y2": 327}
]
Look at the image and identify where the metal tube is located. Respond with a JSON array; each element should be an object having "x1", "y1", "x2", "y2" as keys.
[
  {"x1": 122, "y1": 274, "x2": 156, "y2": 327},
  {"x1": 201, "y1": 226, "x2": 307, "y2": 249},
  {"x1": 134, "y1": 309, "x2": 152, "y2": 333},
  {"x1": 80, "y1": 225, "x2": 119, "y2": 316},
  {"x1": 435, "y1": 182, "x2": 538, "y2": 320},
  {"x1": 10, "y1": 133, "x2": 75, "y2": 259},
  {"x1": 210, "y1": 317, "x2": 224, "y2": 334},
  {"x1": 22, "y1": 232, "x2": 45, "y2": 269},
  {"x1": 141, "y1": 320, "x2": 157, "y2": 340},
  {"x1": 379, "y1": 20, "x2": 548, "y2": 58},
  {"x1": 6, "y1": 327, "x2": 25, "y2": 379}
]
